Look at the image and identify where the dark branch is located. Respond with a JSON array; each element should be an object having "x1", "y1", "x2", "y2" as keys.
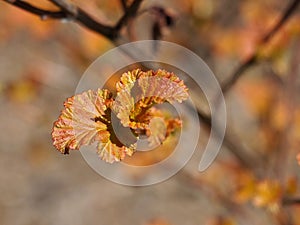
[
  {"x1": 221, "y1": 55, "x2": 257, "y2": 94},
  {"x1": 115, "y1": 0, "x2": 144, "y2": 32},
  {"x1": 47, "y1": 0, "x2": 116, "y2": 39},
  {"x1": 1, "y1": 0, "x2": 145, "y2": 40},
  {"x1": 262, "y1": 0, "x2": 300, "y2": 43},
  {"x1": 282, "y1": 197, "x2": 300, "y2": 205},
  {"x1": 120, "y1": 0, "x2": 128, "y2": 11},
  {"x1": 196, "y1": 109, "x2": 262, "y2": 171},
  {"x1": 2, "y1": 0, "x2": 67, "y2": 19},
  {"x1": 201, "y1": 0, "x2": 300, "y2": 170},
  {"x1": 221, "y1": 0, "x2": 300, "y2": 94},
  {"x1": 185, "y1": 100, "x2": 261, "y2": 171},
  {"x1": 48, "y1": 0, "x2": 77, "y2": 15},
  {"x1": 75, "y1": 9, "x2": 115, "y2": 40}
]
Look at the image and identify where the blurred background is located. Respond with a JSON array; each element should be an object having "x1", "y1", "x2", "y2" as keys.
[{"x1": 1, "y1": 0, "x2": 300, "y2": 224}]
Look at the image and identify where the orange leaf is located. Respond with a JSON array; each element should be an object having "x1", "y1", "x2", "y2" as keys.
[
  {"x1": 52, "y1": 89, "x2": 135, "y2": 162},
  {"x1": 113, "y1": 69, "x2": 188, "y2": 129}
]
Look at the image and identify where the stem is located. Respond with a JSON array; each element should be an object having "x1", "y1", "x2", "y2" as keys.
[{"x1": 221, "y1": 0, "x2": 300, "y2": 94}]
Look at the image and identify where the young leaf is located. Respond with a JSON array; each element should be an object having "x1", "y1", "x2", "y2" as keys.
[
  {"x1": 52, "y1": 89, "x2": 136, "y2": 163},
  {"x1": 97, "y1": 140, "x2": 136, "y2": 163},
  {"x1": 147, "y1": 117, "x2": 182, "y2": 147},
  {"x1": 147, "y1": 117, "x2": 167, "y2": 147},
  {"x1": 113, "y1": 69, "x2": 188, "y2": 130},
  {"x1": 52, "y1": 69, "x2": 189, "y2": 163},
  {"x1": 52, "y1": 89, "x2": 112, "y2": 154}
]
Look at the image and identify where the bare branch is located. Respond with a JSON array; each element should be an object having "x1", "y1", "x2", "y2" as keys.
[
  {"x1": 2, "y1": 0, "x2": 67, "y2": 19},
  {"x1": 196, "y1": 109, "x2": 262, "y2": 171},
  {"x1": 2, "y1": 0, "x2": 115, "y2": 39},
  {"x1": 120, "y1": 0, "x2": 128, "y2": 11},
  {"x1": 221, "y1": 0, "x2": 300, "y2": 94},
  {"x1": 282, "y1": 197, "x2": 300, "y2": 205},
  {"x1": 74, "y1": 9, "x2": 115, "y2": 39},
  {"x1": 115, "y1": 0, "x2": 144, "y2": 32},
  {"x1": 1, "y1": 0, "x2": 145, "y2": 40},
  {"x1": 48, "y1": 0, "x2": 116, "y2": 39},
  {"x1": 48, "y1": 0, "x2": 77, "y2": 15}
]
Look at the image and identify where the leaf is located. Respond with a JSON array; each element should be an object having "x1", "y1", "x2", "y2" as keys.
[
  {"x1": 165, "y1": 118, "x2": 182, "y2": 136},
  {"x1": 115, "y1": 69, "x2": 142, "y2": 92},
  {"x1": 52, "y1": 89, "x2": 135, "y2": 163},
  {"x1": 52, "y1": 69, "x2": 188, "y2": 163},
  {"x1": 147, "y1": 117, "x2": 167, "y2": 147},
  {"x1": 113, "y1": 69, "x2": 188, "y2": 130},
  {"x1": 113, "y1": 69, "x2": 142, "y2": 128},
  {"x1": 147, "y1": 117, "x2": 182, "y2": 147},
  {"x1": 52, "y1": 89, "x2": 111, "y2": 153},
  {"x1": 97, "y1": 140, "x2": 136, "y2": 163},
  {"x1": 139, "y1": 69, "x2": 189, "y2": 103}
]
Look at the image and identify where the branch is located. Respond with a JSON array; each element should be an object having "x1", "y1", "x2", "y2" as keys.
[
  {"x1": 196, "y1": 108, "x2": 262, "y2": 171},
  {"x1": 1, "y1": 0, "x2": 145, "y2": 40},
  {"x1": 221, "y1": 0, "x2": 300, "y2": 94},
  {"x1": 114, "y1": 0, "x2": 144, "y2": 32},
  {"x1": 43, "y1": 0, "x2": 117, "y2": 39},
  {"x1": 120, "y1": 0, "x2": 128, "y2": 11},
  {"x1": 2, "y1": 0, "x2": 67, "y2": 19},
  {"x1": 282, "y1": 197, "x2": 300, "y2": 205}
]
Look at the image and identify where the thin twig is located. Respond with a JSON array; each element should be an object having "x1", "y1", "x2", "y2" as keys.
[
  {"x1": 221, "y1": 0, "x2": 300, "y2": 94},
  {"x1": 114, "y1": 0, "x2": 143, "y2": 32},
  {"x1": 190, "y1": 0, "x2": 300, "y2": 170},
  {"x1": 196, "y1": 109, "x2": 262, "y2": 171}
]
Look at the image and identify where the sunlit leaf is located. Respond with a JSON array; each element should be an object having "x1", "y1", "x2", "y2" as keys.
[
  {"x1": 97, "y1": 140, "x2": 136, "y2": 163},
  {"x1": 52, "y1": 89, "x2": 136, "y2": 162},
  {"x1": 147, "y1": 117, "x2": 167, "y2": 147},
  {"x1": 52, "y1": 89, "x2": 112, "y2": 153},
  {"x1": 113, "y1": 69, "x2": 188, "y2": 130},
  {"x1": 113, "y1": 69, "x2": 143, "y2": 127},
  {"x1": 52, "y1": 69, "x2": 188, "y2": 162},
  {"x1": 138, "y1": 69, "x2": 189, "y2": 103}
]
